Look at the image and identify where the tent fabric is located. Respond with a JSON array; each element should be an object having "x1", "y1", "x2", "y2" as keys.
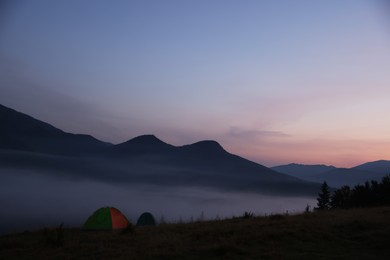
[
  {"x1": 136, "y1": 212, "x2": 156, "y2": 226},
  {"x1": 84, "y1": 207, "x2": 129, "y2": 230},
  {"x1": 110, "y1": 207, "x2": 129, "y2": 229}
]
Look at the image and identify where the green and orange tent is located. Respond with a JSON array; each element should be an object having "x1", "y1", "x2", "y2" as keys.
[{"x1": 84, "y1": 207, "x2": 129, "y2": 230}]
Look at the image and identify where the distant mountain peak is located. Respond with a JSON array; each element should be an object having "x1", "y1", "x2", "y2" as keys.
[
  {"x1": 272, "y1": 163, "x2": 337, "y2": 176},
  {"x1": 191, "y1": 140, "x2": 222, "y2": 147},
  {"x1": 285, "y1": 163, "x2": 335, "y2": 167},
  {"x1": 129, "y1": 134, "x2": 163, "y2": 143},
  {"x1": 352, "y1": 160, "x2": 390, "y2": 174},
  {"x1": 179, "y1": 140, "x2": 227, "y2": 156},
  {"x1": 113, "y1": 134, "x2": 174, "y2": 154}
]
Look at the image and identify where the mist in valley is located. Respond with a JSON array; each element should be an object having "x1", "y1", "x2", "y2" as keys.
[{"x1": 0, "y1": 168, "x2": 315, "y2": 234}]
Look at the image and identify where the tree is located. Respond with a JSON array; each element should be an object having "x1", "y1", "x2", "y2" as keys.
[
  {"x1": 330, "y1": 185, "x2": 351, "y2": 209},
  {"x1": 350, "y1": 183, "x2": 372, "y2": 207},
  {"x1": 316, "y1": 181, "x2": 330, "y2": 210},
  {"x1": 379, "y1": 175, "x2": 390, "y2": 205}
]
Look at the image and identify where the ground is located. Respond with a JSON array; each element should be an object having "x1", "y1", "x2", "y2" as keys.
[{"x1": 1, "y1": 207, "x2": 390, "y2": 259}]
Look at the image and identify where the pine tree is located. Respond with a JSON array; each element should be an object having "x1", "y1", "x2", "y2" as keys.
[
  {"x1": 316, "y1": 181, "x2": 330, "y2": 210},
  {"x1": 330, "y1": 185, "x2": 351, "y2": 209}
]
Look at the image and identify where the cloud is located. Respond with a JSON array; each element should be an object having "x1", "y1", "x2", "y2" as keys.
[{"x1": 228, "y1": 126, "x2": 290, "y2": 140}]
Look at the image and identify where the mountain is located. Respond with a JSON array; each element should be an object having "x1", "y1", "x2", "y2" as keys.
[
  {"x1": 271, "y1": 164, "x2": 336, "y2": 180},
  {"x1": 0, "y1": 103, "x2": 320, "y2": 196},
  {"x1": 111, "y1": 134, "x2": 175, "y2": 155},
  {"x1": 273, "y1": 161, "x2": 390, "y2": 188},
  {"x1": 309, "y1": 168, "x2": 386, "y2": 187},
  {"x1": 105, "y1": 137, "x2": 317, "y2": 195},
  {"x1": 111, "y1": 137, "x2": 307, "y2": 189},
  {"x1": 0, "y1": 104, "x2": 111, "y2": 155},
  {"x1": 352, "y1": 160, "x2": 390, "y2": 174}
]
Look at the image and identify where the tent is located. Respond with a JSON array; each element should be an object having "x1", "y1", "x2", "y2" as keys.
[
  {"x1": 136, "y1": 212, "x2": 156, "y2": 226},
  {"x1": 84, "y1": 207, "x2": 129, "y2": 230}
]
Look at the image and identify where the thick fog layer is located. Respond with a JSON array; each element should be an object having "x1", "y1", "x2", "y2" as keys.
[{"x1": 0, "y1": 168, "x2": 315, "y2": 234}]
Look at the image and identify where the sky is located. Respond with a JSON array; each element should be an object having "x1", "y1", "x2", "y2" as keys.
[{"x1": 1, "y1": 0, "x2": 390, "y2": 167}]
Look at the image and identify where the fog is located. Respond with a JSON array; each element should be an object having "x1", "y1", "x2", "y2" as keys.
[{"x1": 0, "y1": 168, "x2": 316, "y2": 234}]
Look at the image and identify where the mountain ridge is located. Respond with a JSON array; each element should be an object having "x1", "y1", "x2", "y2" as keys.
[
  {"x1": 2, "y1": 102, "x2": 388, "y2": 192},
  {"x1": 111, "y1": 134, "x2": 175, "y2": 155},
  {"x1": 0, "y1": 104, "x2": 111, "y2": 155},
  {"x1": 272, "y1": 161, "x2": 390, "y2": 187},
  {"x1": 0, "y1": 103, "x2": 319, "y2": 196}
]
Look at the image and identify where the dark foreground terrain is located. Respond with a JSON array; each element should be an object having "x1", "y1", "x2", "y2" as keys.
[{"x1": 1, "y1": 207, "x2": 390, "y2": 259}]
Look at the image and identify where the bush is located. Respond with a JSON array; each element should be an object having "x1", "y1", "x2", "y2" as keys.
[
  {"x1": 42, "y1": 223, "x2": 65, "y2": 247},
  {"x1": 242, "y1": 211, "x2": 255, "y2": 219}
]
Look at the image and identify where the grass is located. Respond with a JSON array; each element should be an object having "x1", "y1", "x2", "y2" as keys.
[{"x1": 1, "y1": 207, "x2": 390, "y2": 259}]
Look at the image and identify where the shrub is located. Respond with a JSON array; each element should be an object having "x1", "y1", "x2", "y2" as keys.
[
  {"x1": 242, "y1": 211, "x2": 255, "y2": 219},
  {"x1": 42, "y1": 223, "x2": 65, "y2": 247}
]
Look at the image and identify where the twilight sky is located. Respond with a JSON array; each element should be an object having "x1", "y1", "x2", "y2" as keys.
[{"x1": 1, "y1": 0, "x2": 390, "y2": 167}]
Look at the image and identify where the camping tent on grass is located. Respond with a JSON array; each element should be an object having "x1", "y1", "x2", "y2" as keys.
[
  {"x1": 84, "y1": 207, "x2": 129, "y2": 230},
  {"x1": 136, "y1": 212, "x2": 156, "y2": 226}
]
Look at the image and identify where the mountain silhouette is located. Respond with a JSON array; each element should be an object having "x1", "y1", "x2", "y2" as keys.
[
  {"x1": 352, "y1": 160, "x2": 390, "y2": 174},
  {"x1": 111, "y1": 134, "x2": 175, "y2": 155},
  {"x1": 273, "y1": 161, "x2": 390, "y2": 187},
  {"x1": 180, "y1": 140, "x2": 225, "y2": 153},
  {"x1": 0, "y1": 103, "x2": 321, "y2": 195},
  {"x1": 0, "y1": 104, "x2": 111, "y2": 155},
  {"x1": 272, "y1": 164, "x2": 336, "y2": 179}
]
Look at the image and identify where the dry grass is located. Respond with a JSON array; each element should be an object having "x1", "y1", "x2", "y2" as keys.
[{"x1": 1, "y1": 207, "x2": 390, "y2": 259}]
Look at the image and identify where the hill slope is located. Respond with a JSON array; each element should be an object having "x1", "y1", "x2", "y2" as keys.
[
  {"x1": 352, "y1": 160, "x2": 390, "y2": 174},
  {"x1": 0, "y1": 104, "x2": 111, "y2": 155},
  {"x1": 1, "y1": 207, "x2": 389, "y2": 259}
]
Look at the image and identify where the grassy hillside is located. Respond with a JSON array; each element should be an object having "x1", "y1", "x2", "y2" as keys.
[{"x1": 1, "y1": 207, "x2": 390, "y2": 259}]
